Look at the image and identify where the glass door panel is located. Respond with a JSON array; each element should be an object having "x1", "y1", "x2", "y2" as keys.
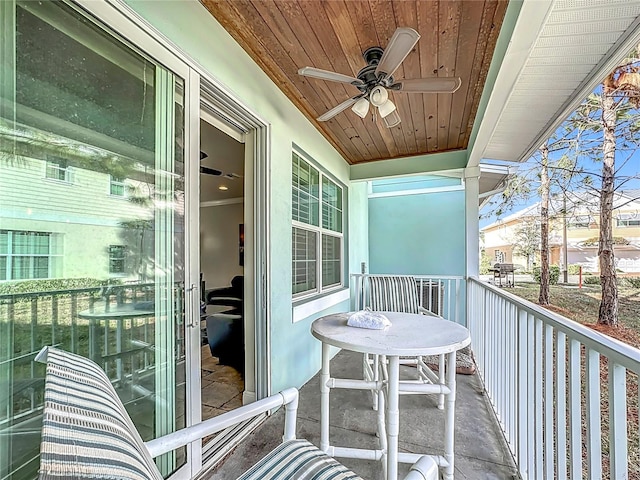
[{"x1": 0, "y1": 1, "x2": 187, "y2": 478}]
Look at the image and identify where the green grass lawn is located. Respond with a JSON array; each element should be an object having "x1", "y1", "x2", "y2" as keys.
[{"x1": 510, "y1": 280, "x2": 640, "y2": 335}]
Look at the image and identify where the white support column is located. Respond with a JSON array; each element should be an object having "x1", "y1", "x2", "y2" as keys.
[{"x1": 464, "y1": 167, "x2": 480, "y2": 281}]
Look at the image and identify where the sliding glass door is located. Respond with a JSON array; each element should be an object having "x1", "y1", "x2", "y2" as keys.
[{"x1": 0, "y1": 1, "x2": 192, "y2": 477}]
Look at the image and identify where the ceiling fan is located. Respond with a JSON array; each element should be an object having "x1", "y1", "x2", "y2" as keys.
[
  {"x1": 199, "y1": 151, "x2": 242, "y2": 180},
  {"x1": 298, "y1": 27, "x2": 461, "y2": 128}
]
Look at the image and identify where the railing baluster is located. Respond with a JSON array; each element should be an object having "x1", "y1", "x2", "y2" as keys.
[
  {"x1": 543, "y1": 324, "x2": 554, "y2": 478},
  {"x1": 70, "y1": 293, "x2": 78, "y2": 353},
  {"x1": 508, "y1": 302, "x2": 516, "y2": 452},
  {"x1": 490, "y1": 293, "x2": 496, "y2": 401},
  {"x1": 517, "y1": 307, "x2": 528, "y2": 478},
  {"x1": 500, "y1": 297, "x2": 506, "y2": 433},
  {"x1": 586, "y1": 347, "x2": 602, "y2": 480},
  {"x1": 30, "y1": 297, "x2": 37, "y2": 410},
  {"x1": 609, "y1": 361, "x2": 627, "y2": 479},
  {"x1": 526, "y1": 313, "x2": 535, "y2": 479},
  {"x1": 556, "y1": 331, "x2": 567, "y2": 479},
  {"x1": 534, "y1": 318, "x2": 543, "y2": 479},
  {"x1": 51, "y1": 295, "x2": 58, "y2": 345},
  {"x1": 569, "y1": 338, "x2": 582, "y2": 480}
]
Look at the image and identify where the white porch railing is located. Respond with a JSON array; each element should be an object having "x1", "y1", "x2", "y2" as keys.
[
  {"x1": 350, "y1": 273, "x2": 465, "y2": 324},
  {"x1": 468, "y1": 277, "x2": 640, "y2": 480}
]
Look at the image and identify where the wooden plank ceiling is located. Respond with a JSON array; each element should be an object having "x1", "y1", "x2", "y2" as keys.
[{"x1": 201, "y1": 0, "x2": 508, "y2": 165}]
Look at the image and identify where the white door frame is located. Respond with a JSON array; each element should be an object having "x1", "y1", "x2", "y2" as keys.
[
  {"x1": 198, "y1": 79, "x2": 271, "y2": 469},
  {"x1": 74, "y1": 1, "x2": 271, "y2": 477}
]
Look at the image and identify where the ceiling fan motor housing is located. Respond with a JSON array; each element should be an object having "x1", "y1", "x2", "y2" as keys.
[
  {"x1": 363, "y1": 46, "x2": 384, "y2": 66},
  {"x1": 356, "y1": 47, "x2": 394, "y2": 93}
]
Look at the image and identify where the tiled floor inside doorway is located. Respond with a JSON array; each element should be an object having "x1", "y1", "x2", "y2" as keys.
[{"x1": 200, "y1": 345, "x2": 244, "y2": 420}]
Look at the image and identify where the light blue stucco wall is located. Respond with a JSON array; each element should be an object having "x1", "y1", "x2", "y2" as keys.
[
  {"x1": 368, "y1": 190, "x2": 465, "y2": 275},
  {"x1": 123, "y1": 0, "x2": 368, "y2": 393},
  {"x1": 368, "y1": 188, "x2": 467, "y2": 324}
]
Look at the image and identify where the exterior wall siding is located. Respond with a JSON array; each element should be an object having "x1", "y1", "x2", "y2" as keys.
[{"x1": 1, "y1": 157, "x2": 154, "y2": 281}]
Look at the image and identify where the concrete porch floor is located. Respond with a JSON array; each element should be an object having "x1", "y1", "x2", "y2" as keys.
[{"x1": 205, "y1": 350, "x2": 519, "y2": 480}]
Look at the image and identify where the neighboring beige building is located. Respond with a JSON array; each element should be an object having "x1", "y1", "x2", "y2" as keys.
[
  {"x1": 481, "y1": 190, "x2": 640, "y2": 273},
  {"x1": 0, "y1": 152, "x2": 166, "y2": 282}
]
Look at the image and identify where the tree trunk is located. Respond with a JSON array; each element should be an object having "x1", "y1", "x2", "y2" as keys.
[
  {"x1": 538, "y1": 142, "x2": 550, "y2": 305},
  {"x1": 598, "y1": 85, "x2": 618, "y2": 325}
]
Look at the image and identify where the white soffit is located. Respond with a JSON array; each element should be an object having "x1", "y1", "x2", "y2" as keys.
[
  {"x1": 478, "y1": 163, "x2": 512, "y2": 208},
  {"x1": 477, "y1": 0, "x2": 640, "y2": 165}
]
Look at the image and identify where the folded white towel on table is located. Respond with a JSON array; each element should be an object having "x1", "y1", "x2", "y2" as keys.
[{"x1": 347, "y1": 308, "x2": 391, "y2": 330}]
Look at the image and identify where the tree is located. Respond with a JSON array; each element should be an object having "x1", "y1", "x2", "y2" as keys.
[
  {"x1": 568, "y1": 48, "x2": 640, "y2": 325},
  {"x1": 538, "y1": 142, "x2": 551, "y2": 305},
  {"x1": 481, "y1": 128, "x2": 583, "y2": 305},
  {"x1": 598, "y1": 73, "x2": 620, "y2": 325},
  {"x1": 510, "y1": 218, "x2": 540, "y2": 270},
  {"x1": 483, "y1": 51, "x2": 640, "y2": 317}
]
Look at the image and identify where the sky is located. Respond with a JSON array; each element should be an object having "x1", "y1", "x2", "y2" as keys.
[{"x1": 479, "y1": 95, "x2": 640, "y2": 229}]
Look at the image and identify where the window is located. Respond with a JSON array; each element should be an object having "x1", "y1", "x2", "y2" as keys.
[
  {"x1": 292, "y1": 152, "x2": 344, "y2": 297},
  {"x1": 569, "y1": 215, "x2": 591, "y2": 229},
  {"x1": 45, "y1": 156, "x2": 72, "y2": 182},
  {"x1": 108, "y1": 245, "x2": 126, "y2": 274},
  {"x1": 110, "y1": 175, "x2": 126, "y2": 197},
  {"x1": 617, "y1": 214, "x2": 640, "y2": 227},
  {"x1": 0, "y1": 231, "x2": 59, "y2": 281}
]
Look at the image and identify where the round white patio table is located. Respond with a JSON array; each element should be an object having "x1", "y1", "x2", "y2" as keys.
[
  {"x1": 311, "y1": 311, "x2": 471, "y2": 480},
  {"x1": 79, "y1": 305, "x2": 154, "y2": 385}
]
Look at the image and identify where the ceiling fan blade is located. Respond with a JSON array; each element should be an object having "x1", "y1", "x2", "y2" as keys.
[
  {"x1": 317, "y1": 97, "x2": 360, "y2": 122},
  {"x1": 298, "y1": 67, "x2": 363, "y2": 86},
  {"x1": 200, "y1": 166, "x2": 223, "y2": 176},
  {"x1": 393, "y1": 77, "x2": 462, "y2": 93},
  {"x1": 375, "y1": 27, "x2": 420, "y2": 80}
]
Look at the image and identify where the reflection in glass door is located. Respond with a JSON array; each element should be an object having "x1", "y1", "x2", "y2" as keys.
[{"x1": 0, "y1": 1, "x2": 187, "y2": 477}]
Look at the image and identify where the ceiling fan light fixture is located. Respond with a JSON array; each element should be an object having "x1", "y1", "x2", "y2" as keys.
[
  {"x1": 351, "y1": 97, "x2": 370, "y2": 118},
  {"x1": 383, "y1": 109, "x2": 401, "y2": 128},
  {"x1": 378, "y1": 99, "x2": 396, "y2": 118},
  {"x1": 369, "y1": 86, "x2": 388, "y2": 107}
]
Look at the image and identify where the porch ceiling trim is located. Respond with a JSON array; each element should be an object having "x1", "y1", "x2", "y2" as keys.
[{"x1": 349, "y1": 149, "x2": 467, "y2": 182}]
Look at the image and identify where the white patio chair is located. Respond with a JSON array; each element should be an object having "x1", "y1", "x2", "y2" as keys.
[
  {"x1": 362, "y1": 275, "x2": 447, "y2": 410},
  {"x1": 35, "y1": 346, "x2": 438, "y2": 480}
]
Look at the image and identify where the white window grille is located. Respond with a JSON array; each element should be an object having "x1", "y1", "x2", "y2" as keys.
[
  {"x1": 0, "y1": 230, "x2": 61, "y2": 281},
  {"x1": 109, "y1": 176, "x2": 126, "y2": 197},
  {"x1": 292, "y1": 151, "x2": 345, "y2": 297},
  {"x1": 45, "y1": 157, "x2": 72, "y2": 183}
]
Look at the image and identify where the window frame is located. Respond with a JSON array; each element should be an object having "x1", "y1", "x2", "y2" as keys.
[
  {"x1": 568, "y1": 215, "x2": 591, "y2": 229},
  {"x1": 616, "y1": 214, "x2": 640, "y2": 227},
  {"x1": 292, "y1": 150, "x2": 346, "y2": 300},
  {"x1": 108, "y1": 245, "x2": 126, "y2": 275},
  {"x1": 45, "y1": 156, "x2": 72, "y2": 183},
  {"x1": 109, "y1": 175, "x2": 126, "y2": 197},
  {"x1": 0, "y1": 230, "x2": 59, "y2": 281}
]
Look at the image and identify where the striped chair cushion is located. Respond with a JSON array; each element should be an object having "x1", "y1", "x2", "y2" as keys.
[
  {"x1": 38, "y1": 347, "x2": 163, "y2": 480},
  {"x1": 238, "y1": 439, "x2": 362, "y2": 480},
  {"x1": 368, "y1": 276, "x2": 421, "y2": 314}
]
